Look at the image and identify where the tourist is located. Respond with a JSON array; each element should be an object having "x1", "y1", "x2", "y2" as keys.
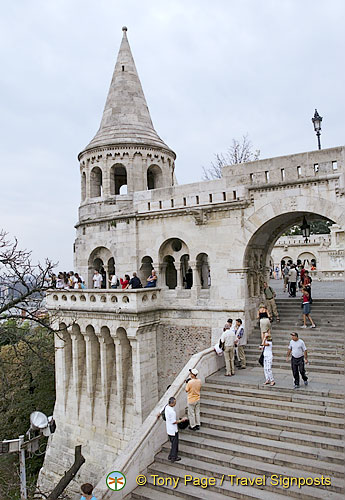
[
  {"x1": 274, "y1": 265, "x2": 280, "y2": 279},
  {"x1": 80, "y1": 483, "x2": 97, "y2": 500},
  {"x1": 185, "y1": 368, "x2": 202, "y2": 430},
  {"x1": 220, "y1": 323, "x2": 237, "y2": 376},
  {"x1": 68, "y1": 271, "x2": 78, "y2": 289},
  {"x1": 301, "y1": 287, "x2": 316, "y2": 328},
  {"x1": 288, "y1": 265, "x2": 297, "y2": 297},
  {"x1": 109, "y1": 273, "x2": 119, "y2": 289},
  {"x1": 56, "y1": 272, "x2": 64, "y2": 289},
  {"x1": 164, "y1": 397, "x2": 186, "y2": 462},
  {"x1": 128, "y1": 272, "x2": 142, "y2": 289},
  {"x1": 145, "y1": 269, "x2": 157, "y2": 287},
  {"x1": 261, "y1": 332, "x2": 275, "y2": 386},
  {"x1": 100, "y1": 266, "x2": 106, "y2": 289},
  {"x1": 234, "y1": 318, "x2": 246, "y2": 369},
  {"x1": 120, "y1": 274, "x2": 130, "y2": 289},
  {"x1": 257, "y1": 303, "x2": 271, "y2": 343},
  {"x1": 283, "y1": 264, "x2": 290, "y2": 293},
  {"x1": 93, "y1": 270, "x2": 102, "y2": 289},
  {"x1": 263, "y1": 281, "x2": 280, "y2": 322},
  {"x1": 286, "y1": 332, "x2": 309, "y2": 389},
  {"x1": 302, "y1": 270, "x2": 313, "y2": 303}
]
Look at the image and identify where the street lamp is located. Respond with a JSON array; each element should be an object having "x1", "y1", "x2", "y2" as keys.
[
  {"x1": 301, "y1": 216, "x2": 311, "y2": 243},
  {"x1": 312, "y1": 109, "x2": 322, "y2": 150}
]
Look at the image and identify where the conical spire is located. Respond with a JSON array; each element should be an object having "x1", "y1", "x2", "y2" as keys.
[{"x1": 82, "y1": 27, "x2": 174, "y2": 154}]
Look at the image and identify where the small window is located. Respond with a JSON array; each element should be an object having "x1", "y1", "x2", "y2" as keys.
[
  {"x1": 233, "y1": 190, "x2": 237, "y2": 200},
  {"x1": 183, "y1": 197, "x2": 186, "y2": 206},
  {"x1": 314, "y1": 163, "x2": 319, "y2": 173},
  {"x1": 297, "y1": 166, "x2": 302, "y2": 178},
  {"x1": 265, "y1": 171, "x2": 270, "y2": 183},
  {"x1": 171, "y1": 199, "x2": 174, "y2": 207},
  {"x1": 250, "y1": 173, "x2": 254, "y2": 184},
  {"x1": 148, "y1": 202, "x2": 151, "y2": 210},
  {"x1": 281, "y1": 168, "x2": 285, "y2": 181},
  {"x1": 196, "y1": 195, "x2": 199, "y2": 204},
  {"x1": 122, "y1": 65, "x2": 125, "y2": 71},
  {"x1": 223, "y1": 192, "x2": 226, "y2": 201},
  {"x1": 82, "y1": 227, "x2": 86, "y2": 235},
  {"x1": 73, "y1": 243, "x2": 76, "y2": 253},
  {"x1": 332, "y1": 160, "x2": 338, "y2": 170},
  {"x1": 159, "y1": 201, "x2": 162, "y2": 209},
  {"x1": 209, "y1": 194, "x2": 213, "y2": 203}
]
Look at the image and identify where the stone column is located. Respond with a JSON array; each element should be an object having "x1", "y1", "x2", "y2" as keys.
[
  {"x1": 96, "y1": 329, "x2": 115, "y2": 423},
  {"x1": 83, "y1": 329, "x2": 100, "y2": 422},
  {"x1": 128, "y1": 337, "x2": 142, "y2": 419},
  {"x1": 55, "y1": 330, "x2": 72, "y2": 415},
  {"x1": 112, "y1": 336, "x2": 123, "y2": 431},
  {"x1": 70, "y1": 331, "x2": 85, "y2": 417},
  {"x1": 175, "y1": 263, "x2": 183, "y2": 289},
  {"x1": 158, "y1": 262, "x2": 168, "y2": 289}
]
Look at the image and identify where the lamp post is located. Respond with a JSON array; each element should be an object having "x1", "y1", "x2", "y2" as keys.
[
  {"x1": 312, "y1": 109, "x2": 322, "y2": 150},
  {"x1": 301, "y1": 216, "x2": 311, "y2": 243}
]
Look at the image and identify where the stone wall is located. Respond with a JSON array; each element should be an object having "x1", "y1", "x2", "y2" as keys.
[{"x1": 156, "y1": 324, "x2": 212, "y2": 396}]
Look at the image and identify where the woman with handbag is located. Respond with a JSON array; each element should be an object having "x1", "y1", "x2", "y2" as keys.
[{"x1": 261, "y1": 333, "x2": 275, "y2": 386}]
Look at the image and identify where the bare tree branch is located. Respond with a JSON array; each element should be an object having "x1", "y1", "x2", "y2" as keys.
[{"x1": 202, "y1": 134, "x2": 260, "y2": 180}]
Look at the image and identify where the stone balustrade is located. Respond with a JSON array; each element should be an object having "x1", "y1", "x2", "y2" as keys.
[{"x1": 46, "y1": 288, "x2": 161, "y2": 313}]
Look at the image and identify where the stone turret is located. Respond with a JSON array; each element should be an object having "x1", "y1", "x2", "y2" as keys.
[{"x1": 78, "y1": 27, "x2": 176, "y2": 200}]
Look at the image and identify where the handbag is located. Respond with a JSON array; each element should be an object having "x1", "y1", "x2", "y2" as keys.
[
  {"x1": 258, "y1": 348, "x2": 265, "y2": 366},
  {"x1": 219, "y1": 340, "x2": 225, "y2": 351}
]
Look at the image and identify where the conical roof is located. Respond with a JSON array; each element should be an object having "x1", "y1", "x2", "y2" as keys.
[{"x1": 81, "y1": 27, "x2": 174, "y2": 156}]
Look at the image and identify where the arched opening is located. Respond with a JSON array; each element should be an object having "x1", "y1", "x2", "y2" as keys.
[
  {"x1": 244, "y1": 210, "x2": 337, "y2": 303},
  {"x1": 196, "y1": 253, "x2": 210, "y2": 288},
  {"x1": 139, "y1": 256, "x2": 153, "y2": 283},
  {"x1": 110, "y1": 164, "x2": 127, "y2": 195},
  {"x1": 81, "y1": 171, "x2": 86, "y2": 201},
  {"x1": 180, "y1": 254, "x2": 193, "y2": 289},
  {"x1": 90, "y1": 166, "x2": 103, "y2": 198},
  {"x1": 147, "y1": 164, "x2": 163, "y2": 190},
  {"x1": 164, "y1": 255, "x2": 177, "y2": 289},
  {"x1": 297, "y1": 252, "x2": 317, "y2": 269},
  {"x1": 108, "y1": 257, "x2": 115, "y2": 276},
  {"x1": 159, "y1": 237, "x2": 190, "y2": 289},
  {"x1": 88, "y1": 246, "x2": 113, "y2": 288}
]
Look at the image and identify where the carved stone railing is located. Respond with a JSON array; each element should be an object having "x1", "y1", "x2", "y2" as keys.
[{"x1": 45, "y1": 288, "x2": 161, "y2": 314}]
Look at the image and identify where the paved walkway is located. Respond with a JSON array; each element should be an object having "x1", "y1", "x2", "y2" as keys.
[
  {"x1": 269, "y1": 278, "x2": 345, "y2": 299},
  {"x1": 208, "y1": 365, "x2": 344, "y2": 397}
]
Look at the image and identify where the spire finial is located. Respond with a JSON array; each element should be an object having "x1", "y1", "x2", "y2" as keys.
[{"x1": 122, "y1": 26, "x2": 128, "y2": 32}]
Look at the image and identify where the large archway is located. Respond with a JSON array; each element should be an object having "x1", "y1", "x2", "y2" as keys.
[
  {"x1": 242, "y1": 199, "x2": 342, "y2": 328},
  {"x1": 88, "y1": 246, "x2": 113, "y2": 288}
]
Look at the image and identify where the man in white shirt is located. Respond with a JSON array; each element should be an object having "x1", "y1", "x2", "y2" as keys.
[
  {"x1": 93, "y1": 270, "x2": 102, "y2": 289},
  {"x1": 286, "y1": 332, "x2": 309, "y2": 389},
  {"x1": 220, "y1": 323, "x2": 237, "y2": 376},
  {"x1": 164, "y1": 397, "x2": 187, "y2": 462},
  {"x1": 234, "y1": 318, "x2": 246, "y2": 369}
]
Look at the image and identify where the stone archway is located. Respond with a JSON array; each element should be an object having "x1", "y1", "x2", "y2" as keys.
[
  {"x1": 242, "y1": 196, "x2": 344, "y2": 327},
  {"x1": 88, "y1": 246, "x2": 113, "y2": 288}
]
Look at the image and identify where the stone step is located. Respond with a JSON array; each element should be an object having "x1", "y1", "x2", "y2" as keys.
[
  {"x1": 150, "y1": 455, "x2": 344, "y2": 499},
  {"x1": 200, "y1": 406, "x2": 345, "y2": 439},
  {"x1": 202, "y1": 383, "x2": 345, "y2": 408},
  {"x1": 201, "y1": 390, "x2": 344, "y2": 418},
  {"x1": 189, "y1": 419, "x2": 344, "y2": 458},
  {"x1": 179, "y1": 426, "x2": 344, "y2": 464},
  {"x1": 171, "y1": 435, "x2": 344, "y2": 479},
  {"x1": 204, "y1": 377, "x2": 344, "y2": 399},
  {"x1": 147, "y1": 461, "x2": 297, "y2": 500},
  {"x1": 201, "y1": 399, "x2": 344, "y2": 429},
  {"x1": 244, "y1": 349, "x2": 344, "y2": 361},
  {"x1": 200, "y1": 415, "x2": 344, "y2": 451},
  {"x1": 244, "y1": 361, "x2": 344, "y2": 374},
  {"x1": 160, "y1": 441, "x2": 345, "y2": 492}
]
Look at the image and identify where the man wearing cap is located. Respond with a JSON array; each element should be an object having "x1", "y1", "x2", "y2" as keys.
[
  {"x1": 286, "y1": 332, "x2": 309, "y2": 389},
  {"x1": 185, "y1": 368, "x2": 202, "y2": 431}
]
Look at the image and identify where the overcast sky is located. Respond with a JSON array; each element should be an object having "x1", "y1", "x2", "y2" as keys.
[{"x1": 1, "y1": 0, "x2": 344, "y2": 270}]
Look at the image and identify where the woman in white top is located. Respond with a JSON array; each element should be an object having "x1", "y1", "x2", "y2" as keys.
[{"x1": 261, "y1": 333, "x2": 275, "y2": 386}]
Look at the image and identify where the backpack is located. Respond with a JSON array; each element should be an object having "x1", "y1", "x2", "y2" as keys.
[{"x1": 160, "y1": 405, "x2": 167, "y2": 421}]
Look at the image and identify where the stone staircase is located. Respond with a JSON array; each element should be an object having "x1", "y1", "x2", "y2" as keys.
[{"x1": 127, "y1": 298, "x2": 345, "y2": 500}]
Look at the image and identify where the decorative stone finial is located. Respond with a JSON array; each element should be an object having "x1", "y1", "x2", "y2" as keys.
[{"x1": 122, "y1": 26, "x2": 128, "y2": 32}]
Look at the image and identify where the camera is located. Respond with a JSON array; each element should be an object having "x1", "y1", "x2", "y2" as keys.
[{"x1": 185, "y1": 378, "x2": 191, "y2": 383}]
